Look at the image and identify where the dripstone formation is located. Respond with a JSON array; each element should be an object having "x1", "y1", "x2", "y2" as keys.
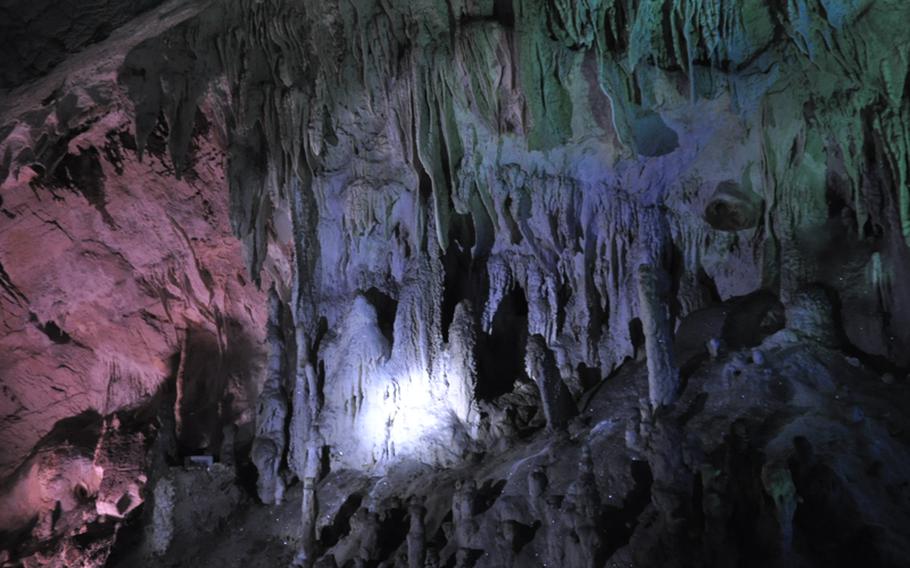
[{"x1": 1, "y1": 1, "x2": 910, "y2": 567}]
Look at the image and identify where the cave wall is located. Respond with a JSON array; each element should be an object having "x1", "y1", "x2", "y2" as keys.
[
  {"x1": 112, "y1": 0, "x2": 910, "y2": 476},
  {"x1": 0, "y1": 0, "x2": 168, "y2": 89},
  {"x1": 0, "y1": 0, "x2": 909, "y2": 566},
  {"x1": 0, "y1": 0, "x2": 268, "y2": 481}
]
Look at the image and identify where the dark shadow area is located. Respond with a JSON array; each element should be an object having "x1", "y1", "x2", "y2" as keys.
[
  {"x1": 0, "y1": 0, "x2": 165, "y2": 88},
  {"x1": 474, "y1": 479, "x2": 507, "y2": 516},
  {"x1": 35, "y1": 319, "x2": 72, "y2": 344},
  {"x1": 788, "y1": 436, "x2": 894, "y2": 568},
  {"x1": 576, "y1": 362, "x2": 602, "y2": 392},
  {"x1": 363, "y1": 288, "x2": 398, "y2": 348},
  {"x1": 103, "y1": 506, "x2": 148, "y2": 567},
  {"x1": 599, "y1": 459, "x2": 653, "y2": 558},
  {"x1": 429, "y1": 509, "x2": 453, "y2": 556},
  {"x1": 375, "y1": 503, "x2": 409, "y2": 566},
  {"x1": 511, "y1": 520, "x2": 538, "y2": 555},
  {"x1": 475, "y1": 286, "x2": 529, "y2": 400},
  {"x1": 319, "y1": 493, "x2": 364, "y2": 549},
  {"x1": 629, "y1": 317, "x2": 645, "y2": 358},
  {"x1": 492, "y1": 0, "x2": 515, "y2": 27},
  {"x1": 176, "y1": 328, "x2": 228, "y2": 455},
  {"x1": 555, "y1": 279, "x2": 572, "y2": 336},
  {"x1": 171, "y1": 321, "x2": 263, "y2": 459},
  {"x1": 40, "y1": 146, "x2": 117, "y2": 227},
  {"x1": 441, "y1": 213, "x2": 485, "y2": 343}
]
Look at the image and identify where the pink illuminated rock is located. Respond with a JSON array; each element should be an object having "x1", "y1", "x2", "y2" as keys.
[
  {"x1": 0, "y1": 88, "x2": 267, "y2": 482},
  {"x1": 0, "y1": 409, "x2": 153, "y2": 565}
]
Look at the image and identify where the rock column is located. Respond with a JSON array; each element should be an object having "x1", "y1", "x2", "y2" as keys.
[
  {"x1": 525, "y1": 334, "x2": 576, "y2": 430},
  {"x1": 407, "y1": 499, "x2": 427, "y2": 568},
  {"x1": 636, "y1": 264, "x2": 679, "y2": 409},
  {"x1": 453, "y1": 479, "x2": 478, "y2": 567},
  {"x1": 251, "y1": 287, "x2": 289, "y2": 504}
]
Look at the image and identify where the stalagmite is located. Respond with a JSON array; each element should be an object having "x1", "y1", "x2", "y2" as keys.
[
  {"x1": 294, "y1": 441, "x2": 322, "y2": 568},
  {"x1": 452, "y1": 479, "x2": 478, "y2": 567},
  {"x1": 220, "y1": 424, "x2": 235, "y2": 468},
  {"x1": 636, "y1": 264, "x2": 679, "y2": 410},
  {"x1": 407, "y1": 499, "x2": 427, "y2": 568},
  {"x1": 446, "y1": 301, "x2": 480, "y2": 435},
  {"x1": 251, "y1": 288, "x2": 289, "y2": 505},
  {"x1": 288, "y1": 291, "x2": 324, "y2": 568},
  {"x1": 525, "y1": 334, "x2": 577, "y2": 429},
  {"x1": 762, "y1": 461, "x2": 798, "y2": 554}
]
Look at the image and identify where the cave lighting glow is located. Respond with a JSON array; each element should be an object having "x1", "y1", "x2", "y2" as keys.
[{"x1": 356, "y1": 369, "x2": 468, "y2": 467}]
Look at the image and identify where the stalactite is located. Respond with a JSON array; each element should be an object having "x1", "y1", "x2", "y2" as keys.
[{"x1": 0, "y1": 0, "x2": 898, "y2": 564}]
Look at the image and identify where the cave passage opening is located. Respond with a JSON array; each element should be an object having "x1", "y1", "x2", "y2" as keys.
[{"x1": 475, "y1": 285, "x2": 529, "y2": 401}]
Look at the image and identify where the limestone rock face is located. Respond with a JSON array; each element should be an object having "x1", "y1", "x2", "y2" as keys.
[
  {"x1": 0, "y1": 409, "x2": 155, "y2": 566},
  {"x1": 2, "y1": 0, "x2": 910, "y2": 567},
  {"x1": 0, "y1": 5, "x2": 268, "y2": 558},
  {"x1": 0, "y1": 14, "x2": 268, "y2": 481},
  {"x1": 104, "y1": 0, "x2": 910, "y2": 484}
]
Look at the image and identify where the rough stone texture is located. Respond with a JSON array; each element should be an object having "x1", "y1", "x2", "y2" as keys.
[
  {"x1": 0, "y1": 0, "x2": 168, "y2": 89},
  {"x1": 149, "y1": 464, "x2": 242, "y2": 557},
  {"x1": 1, "y1": 0, "x2": 910, "y2": 566},
  {"x1": 785, "y1": 286, "x2": 839, "y2": 346},
  {"x1": 149, "y1": 476, "x2": 175, "y2": 556},
  {"x1": 0, "y1": 13, "x2": 268, "y2": 480},
  {"x1": 0, "y1": 408, "x2": 154, "y2": 566},
  {"x1": 104, "y1": 1, "x2": 910, "y2": 489},
  {"x1": 0, "y1": 4, "x2": 268, "y2": 562},
  {"x1": 704, "y1": 180, "x2": 764, "y2": 231},
  {"x1": 118, "y1": 339, "x2": 909, "y2": 568}
]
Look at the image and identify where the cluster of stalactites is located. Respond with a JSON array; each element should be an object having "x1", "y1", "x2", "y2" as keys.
[
  {"x1": 117, "y1": 1, "x2": 910, "y2": 476},
  {"x1": 118, "y1": 0, "x2": 910, "y2": 279}
]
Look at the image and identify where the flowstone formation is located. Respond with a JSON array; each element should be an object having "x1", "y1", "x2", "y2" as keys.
[{"x1": 1, "y1": 0, "x2": 910, "y2": 566}]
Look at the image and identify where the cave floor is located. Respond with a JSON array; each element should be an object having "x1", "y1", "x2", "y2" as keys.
[{"x1": 108, "y1": 338, "x2": 910, "y2": 568}]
